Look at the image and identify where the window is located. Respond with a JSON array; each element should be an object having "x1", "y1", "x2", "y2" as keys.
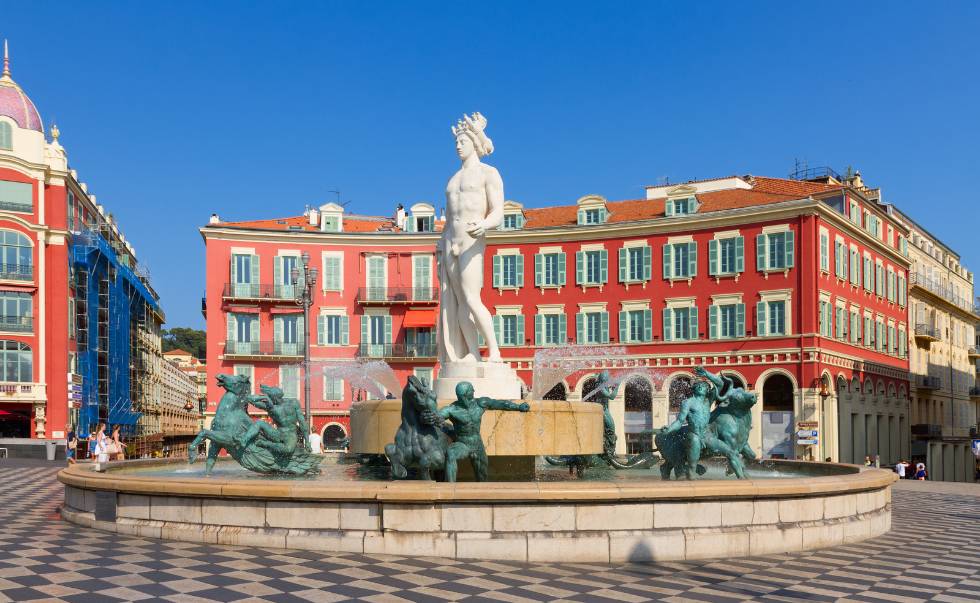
[
  {"x1": 576, "y1": 311, "x2": 609, "y2": 344},
  {"x1": 709, "y1": 303, "x2": 745, "y2": 339},
  {"x1": 663, "y1": 242, "x2": 697, "y2": 279},
  {"x1": 886, "y1": 267, "x2": 896, "y2": 303},
  {"x1": 492, "y1": 253, "x2": 524, "y2": 288},
  {"x1": 819, "y1": 300, "x2": 832, "y2": 337},
  {"x1": 275, "y1": 255, "x2": 298, "y2": 298},
  {"x1": 849, "y1": 248, "x2": 860, "y2": 285},
  {"x1": 0, "y1": 122, "x2": 11, "y2": 150},
  {"x1": 0, "y1": 340, "x2": 32, "y2": 382},
  {"x1": 582, "y1": 208, "x2": 603, "y2": 224},
  {"x1": 535, "y1": 252, "x2": 565, "y2": 287},
  {"x1": 618, "y1": 308, "x2": 652, "y2": 343},
  {"x1": 819, "y1": 231, "x2": 829, "y2": 271},
  {"x1": 619, "y1": 245, "x2": 651, "y2": 282},
  {"x1": 0, "y1": 230, "x2": 32, "y2": 280},
  {"x1": 67, "y1": 191, "x2": 76, "y2": 232},
  {"x1": 274, "y1": 315, "x2": 304, "y2": 354},
  {"x1": 318, "y1": 314, "x2": 348, "y2": 345},
  {"x1": 324, "y1": 377, "x2": 344, "y2": 401},
  {"x1": 757, "y1": 300, "x2": 786, "y2": 336},
  {"x1": 322, "y1": 253, "x2": 342, "y2": 291},
  {"x1": 709, "y1": 237, "x2": 744, "y2": 276},
  {"x1": 875, "y1": 319, "x2": 885, "y2": 352},
  {"x1": 666, "y1": 197, "x2": 697, "y2": 216},
  {"x1": 888, "y1": 325, "x2": 896, "y2": 355},
  {"x1": 228, "y1": 313, "x2": 258, "y2": 354},
  {"x1": 849, "y1": 201, "x2": 861, "y2": 225},
  {"x1": 897, "y1": 274, "x2": 907, "y2": 307},
  {"x1": 663, "y1": 307, "x2": 697, "y2": 341},
  {"x1": 231, "y1": 253, "x2": 257, "y2": 296},
  {"x1": 414, "y1": 368, "x2": 434, "y2": 387},
  {"x1": 233, "y1": 365, "x2": 255, "y2": 393},
  {"x1": 863, "y1": 255, "x2": 873, "y2": 291},
  {"x1": 898, "y1": 327, "x2": 907, "y2": 358},
  {"x1": 321, "y1": 213, "x2": 342, "y2": 232},
  {"x1": 413, "y1": 215, "x2": 434, "y2": 232},
  {"x1": 501, "y1": 213, "x2": 523, "y2": 230},
  {"x1": 0, "y1": 291, "x2": 31, "y2": 332},
  {"x1": 535, "y1": 313, "x2": 566, "y2": 346},
  {"x1": 835, "y1": 306, "x2": 848, "y2": 340},
  {"x1": 280, "y1": 365, "x2": 299, "y2": 399},
  {"x1": 875, "y1": 262, "x2": 884, "y2": 296},
  {"x1": 366, "y1": 256, "x2": 386, "y2": 300},
  {"x1": 577, "y1": 249, "x2": 607, "y2": 285},
  {"x1": 864, "y1": 316, "x2": 873, "y2": 348},
  {"x1": 756, "y1": 231, "x2": 794, "y2": 271},
  {"x1": 413, "y1": 255, "x2": 433, "y2": 300},
  {"x1": 494, "y1": 314, "x2": 523, "y2": 346},
  {"x1": 899, "y1": 236, "x2": 908, "y2": 257},
  {"x1": 850, "y1": 309, "x2": 861, "y2": 344}
]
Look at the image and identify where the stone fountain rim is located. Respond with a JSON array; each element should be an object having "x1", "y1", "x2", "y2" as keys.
[{"x1": 58, "y1": 459, "x2": 896, "y2": 504}]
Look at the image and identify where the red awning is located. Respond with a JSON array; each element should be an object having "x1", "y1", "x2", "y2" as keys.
[{"x1": 403, "y1": 309, "x2": 437, "y2": 328}]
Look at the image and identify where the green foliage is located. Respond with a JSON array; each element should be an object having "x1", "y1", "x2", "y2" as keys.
[{"x1": 162, "y1": 327, "x2": 207, "y2": 360}]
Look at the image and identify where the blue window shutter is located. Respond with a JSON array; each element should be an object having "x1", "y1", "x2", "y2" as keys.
[
  {"x1": 709, "y1": 240, "x2": 718, "y2": 276},
  {"x1": 493, "y1": 315, "x2": 501, "y2": 345},
  {"x1": 600, "y1": 312, "x2": 609, "y2": 343},
  {"x1": 558, "y1": 253, "x2": 566, "y2": 286},
  {"x1": 784, "y1": 231, "x2": 795, "y2": 268},
  {"x1": 599, "y1": 249, "x2": 608, "y2": 283},
  {"x1": 576, "y1": 251, "x2": 584, "y2": 285},
  {"x1": 687, "y1": 242, "x2": 697, "y2": 277},
  {"x1": 735, "y1": 236, "x2": 744, "y2": 272},
  {"x1": 618, "y1": 247, "x2": 627, "y2": 282},
  {"x1": 535, "y1": 314, "x2": 543, "y2": 346},
  {"x1": 341, "y1": 317, "x2": 349, "y2": 345},
  {"x1": 576, "y1": 313, "x2": 585, "y2": 343},
  {"x1": 689, "y1": 307, "x2": 698, "y2": 340},
  {"x1": 534, "y1": 254, "x2": 543, "y2": 286},
  {"x1": 558, "y1": 313, "x2": 567, "y2": 343},
  {"x1": 756, "y1": 234, "x2": 766, "y2": 271},
  {"x1": 516, "y1": 254, "x2": 524, "y2": 287},
  {"x1": 492, "y1": 255, "x2": 501, "y2": 288},
  {"x1": 619, "y1": 311, "x2": 628, "y2": 342},
  {"x1": 643, "y1": 309, "x2": 652, "y2": 342},
  {"x1": 757, "y1": 302, "x2": 767, "y2": 337},
  {"x1": 643, "y1": 245, "x2": 652, "y2": 280},
  {"x1": 662, "y1": 244, "x2": 672, "y2": 279},
  {"x1": 662, "y1": 308, "x2": 672, "y2": 341},
  {"x1": 709, "y1": 305, "x2": 718, "y2": 339},
  {"x1": 736, "y1": 303, "x2": 745, "y2": 337},
  {"x1": 516, "y1": 316, "x2": 524, "y2": 345},
  {"x1": 665, "y1": 199, "x2": 674, "y2": 217},
  {"x1": 360, "y1": 316, "x2": 368, "y2": 345}
]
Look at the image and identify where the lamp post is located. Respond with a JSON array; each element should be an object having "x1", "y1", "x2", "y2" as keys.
[{"x1": 291, "y1": 252, "x2": 318, "y2": 427}]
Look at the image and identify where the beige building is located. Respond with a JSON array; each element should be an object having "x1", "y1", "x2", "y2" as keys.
[{"x1": 887, "y1": 206, "x2": 978, "y2": 481}]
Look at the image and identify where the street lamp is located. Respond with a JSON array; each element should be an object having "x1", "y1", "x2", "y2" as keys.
[{"x1": 291, "y1": 251, "x2": 318, "y2": 426}]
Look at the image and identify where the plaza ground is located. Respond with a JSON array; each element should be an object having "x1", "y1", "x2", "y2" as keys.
[{"x1": 0, "y1": 459, "x2": 977, "y2": 603}]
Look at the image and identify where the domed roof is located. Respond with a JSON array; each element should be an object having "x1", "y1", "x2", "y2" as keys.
[{"x1": 0, "y1": 42, "x2": 43, "y2": 132}]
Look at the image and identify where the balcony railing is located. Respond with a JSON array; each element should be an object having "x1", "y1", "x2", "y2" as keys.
[
  {"x1": 968, "y1": 347, "x2": 979, "y2": 358},
  {"x1": 0, "y1": 263, "x2": 33, "y2": 281},
  {"x1": 356, "y1": 287, "x2": 437, "y2": 304},
  {"x1": 914, "y1": 323, "x2": 940, "y2": 341},
  {"x1": 970, "y1": 387, "x2": 980, "y2": 398},
  {"x1": 0, "y1": 382, "x2": 45, "y2": 401},
  {"x1": 357, "y1": 343, "x2": 437, "y2": 360},
  {"x1": 915, "y1": 375, "x2": 941, "y2": 390},
  {"x1": 223, "y1": 340, "x2": 305, "y2": 357},
  {"x1": 910, "y1": 273, "x2": 976, "y2": 314},
  {"x1": 0, "y1": 315, "x2": 32, "y2": 332},
  {"x1": 221, "y1": 283, "x2": 299, "y2": 301}
]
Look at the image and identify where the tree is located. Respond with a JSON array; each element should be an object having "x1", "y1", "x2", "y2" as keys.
[{"x1": 162, "y1": 327, "x2": 207, "y2": 361}]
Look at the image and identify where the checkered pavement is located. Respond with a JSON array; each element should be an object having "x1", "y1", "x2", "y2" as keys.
[{"x1": 0, "y1": 462, "x2": 977, "y2": 602}]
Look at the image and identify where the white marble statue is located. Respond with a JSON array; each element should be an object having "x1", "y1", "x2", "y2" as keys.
[{"x1": 437, "y1": 112, "x2": 504, "y2": 364}]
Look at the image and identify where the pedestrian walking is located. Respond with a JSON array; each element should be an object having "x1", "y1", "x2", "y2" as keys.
[
  {"x1": 864, "y1": 456, "x2": 872, "y2": 466},
  {"x1": 94, "y1": 423, "x2": 109, "y2": 465},
  {"x1": 109, "y1": 425, "x2": 126, "y2": 461},
  {"x1": 914, "y1": 462, "x2": 927, "y2": 480},
  {"x1": 894, "y1": 460, "x2": 906, "y2": 478},
  {"x1": 66, "y1": 428, "x2": 77, "y2": 465},
  {"x1": 308, "y1": 427, "x2": 322, "y2": 454}
]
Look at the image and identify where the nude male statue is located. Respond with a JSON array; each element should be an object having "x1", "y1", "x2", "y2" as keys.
[
  {"x1": 661, "y1": 380, "x2": 714, "y2": 479},
  {"x1": 437, "y1": 112, "x2": 505, "y2": 363},
  {"x1": 236, "y1": 384, "x2": 310, "y2": 456}
]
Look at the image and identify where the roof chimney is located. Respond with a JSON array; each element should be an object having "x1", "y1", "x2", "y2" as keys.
[
  {"x1": 395, "y1": 203, "x2": 406, "y2": 229},
  {"x1": 308, "y1": 206, "x2": 319, "y2": 226},
  {"x1": 209, "y1": 213, "x2": 220, "y2": 224}
]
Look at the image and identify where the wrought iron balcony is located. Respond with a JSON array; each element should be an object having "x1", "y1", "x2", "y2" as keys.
[
  {"x1": 221, "y1": 283, "x2": 300, "y2": 301},
  {"x1": 356, "y1": 287, "x2": 437, "y2": 305},
  {"x1": 909, "y1": 273, "x2": 976, "y2": 314},
  {"x1": 0, "y1": 382, "x2": 45, "y2": 401},
  {"x1": 968, "y1": 347, "x2": 979, "y2": 359},
  {"x1": 911, "y1": 423, "x2": 942, "y2": 438},
  {"x1": 223, "y1": 340, "x2": 305, "y2": 358},
  {"x1": 356, "y1": 343, "x2": 437, "y2": 360},
  {"x1": 915, "y1": 375, "x2": 941, "y2": 390},
  {"x1": 0, "y1": 315, "x2": 32, "y2": 332},
  {"x1": 914, "y1": 323, "x2": 940, "y2": 342},
  {"x1": 0, "y1": 263, "x2": 33, "y2": 281}
]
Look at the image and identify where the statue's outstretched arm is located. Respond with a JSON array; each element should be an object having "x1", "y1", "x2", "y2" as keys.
[
  {"x1": 695, "y1": 366, "x2": 725, "y2": 390},
  {"x1": 480, "y1": 397, "x2": 530, "y2": 412},
  {"x1": 247, "y1": 395, "x2": 271, "y2": 411}
]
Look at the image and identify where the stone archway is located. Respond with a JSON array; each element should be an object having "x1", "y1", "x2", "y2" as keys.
[
  {"x1": 761, "y1": 373, "x2": 795, "y2": 459},
  {"x1": 542, "y1": 382, "x2": 567, "y2": 401},
  {"x1": 322, "y1": 423, "x2": 348, "y2": 450},
  {"x1": 667, "y1": 375, "x2": 693, "y2": 425}
]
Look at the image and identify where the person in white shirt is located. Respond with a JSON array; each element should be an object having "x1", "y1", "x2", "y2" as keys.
[
  {"x1": 895, "y1": 461, "x2": 906, "y2": 478},
  {"x1": 307, "y1": 428, "x2": 322, "y2": 454}
]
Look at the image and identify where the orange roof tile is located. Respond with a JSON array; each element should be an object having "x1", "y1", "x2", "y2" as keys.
[{"x1": 163, "y1": 349, "x2": 190, "y2": 356}]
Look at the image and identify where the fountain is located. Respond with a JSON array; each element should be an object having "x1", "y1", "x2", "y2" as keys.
[{"x1": 58, "y1": 112, "x2": 896, "y2": 562}]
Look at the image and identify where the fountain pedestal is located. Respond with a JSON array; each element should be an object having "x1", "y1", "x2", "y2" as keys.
[{"x1": 433, "y1": 360, "x2": 523, "y2": 400}]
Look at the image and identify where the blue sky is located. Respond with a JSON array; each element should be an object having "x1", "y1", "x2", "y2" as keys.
[{"x1": 3, "y1": 2, "x2": 978, "y2": 328}]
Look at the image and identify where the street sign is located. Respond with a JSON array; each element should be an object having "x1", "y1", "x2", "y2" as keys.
[
  {"x1": 797, "y1": 421, "x2": 819, "y2": 428},
  {"x1": 796, "y1": 430, "x2": 818, "y2": 438},
  {"x1": 797, "y1": 438, "x2": 819, "y2": 446}
]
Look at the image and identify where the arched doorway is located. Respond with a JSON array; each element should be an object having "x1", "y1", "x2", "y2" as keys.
[
  {"x1": 667, "y1": 376, "x2": 692, "y2": 426},
  {"x1": 721, "y1": 373, "x2": 746, "y2": 390},
  {"x1": 322, "y1": 424, "x2": 348, "y2": 450},
  {"x1": 761, "y1": 373, "x2": 795, "y2": 459},
  {"x1": 542, "y1": 383, "x2": 567, "y2": 401},
  {"x1": 624, "y1": 377, "x2": 653, "y2": 454},
  {"x1": 581, "y1": 377, "x2": 599, "y2": 402}
]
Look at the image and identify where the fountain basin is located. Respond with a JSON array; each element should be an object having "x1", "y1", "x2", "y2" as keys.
[{"x1": 58, "y1": 459, "x2": 895, "y2": 563}]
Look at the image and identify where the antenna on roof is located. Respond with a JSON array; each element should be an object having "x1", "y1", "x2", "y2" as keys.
[
  {"x1": 657, "y1": 176, "x2": 669, "y2": 186},
  {"x1": 326, "y1": 189, "x2": 351, "y2": 208}
]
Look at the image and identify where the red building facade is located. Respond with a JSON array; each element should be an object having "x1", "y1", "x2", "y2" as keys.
[{"x1": 202, "y1": 174, "x2": 912, "y2": 463}]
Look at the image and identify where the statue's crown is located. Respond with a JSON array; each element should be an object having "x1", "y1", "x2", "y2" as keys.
[{"x1": 451, "y1": 112, "x2": 493, "y2": 156}]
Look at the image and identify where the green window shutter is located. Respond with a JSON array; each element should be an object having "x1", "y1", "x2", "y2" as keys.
[
  {"x1": 662, "y1": 244, "x2": 672, "y2": 279},
  {"x1": 493, "y1": 315, "x2": 502, "y2": 345},
  {"x1": 230, "y1": 255, "x2": 238, "y2": 283},
  {"x1": 492, "y1": 255, "x2": 501, "y2": 288},
  {"x1": 643, "y1": 245, "x2": 652, "y2": 280},
  {"x1": 708, "y1": 240, "x2": 718, "y2": 275},
  {"x1": 665, "y1": 199, "x2": 674, "y2": 217},
  {"x1": 756, "y1": 234, "x2": 766, "y2": 271},
  {"x1": 820, "y1": 234, "x2": 828, "y2": 270},
  {"x1": 534, "y1": 314, "x2": 543, "y2": 346},
  {"x1": 736, "y1": 303, "x2": 745, "y2": 337},
  {"x1": 517, "y1": 214, "x2": 525, "y2": 229},
  {"x1": 516, "y1": 316, "x2": 525, "y2": 345},
  {"x1": 384, "y1": 315, "x2": 392, "y2": 344},
  {"x1": 598, "y1": 207, "x2": 607, "y2": 223},
  {"x1": 662, "y1": 308, "x2": 673, "y2": 341},
  {"x1": 599, "y1": 249, "x2": 608, "y2": 283},
  {"x1": 688, "y1": 307, "x2": 698, "y2": 340},
  {"x1": 558, "y1": 253, "x2": 566, "y2": 286},
  {"x1": 577, "y1": 209, "x2": 586, "y2": 225},
  {"x1": 600, "y1": 312, "x2": 609, "y2": 343},
  {"x1": 558, "y1": 313, "x2": 567, "y2": 343},
  {"x1": 274, "y1": 256, "x2": 282, "y2": 289},
  {"x1": 404, "y1": 218, "x2": 415, "y2": 232},
  {"x1": 250, "y1": 255, "x2": 260, "y2": 286},
  {"x1": 643, "y1": 309, "x2": 652, "y2": 342},
  {"x1": 618, "y1": 248, "x2": 627, "y2": 282},
  {"x1": 687, "y1": 242, "x2": 697, "y2": 277},
  {"x1": 227, "y1": 314, "x2": 236, "y2": 343},
  {"x1": 709, "y1": 305, "x2": 718, "y2": 339},
  {"x1": 516, "y1": 254, "x2": 524, "y2": 287},
  {"x1": 619, "y1": 311, "x2": 628, "y2": 342},
  {"x1": 576, "y1": 251, "x2": 584, "y2": 285},
  {"x1": 477, "y1": 329, "x2": 485, "y2": 347},
  {"x1": 735, "y1": 236, "x2": 744, "y2": 272},
  {"x1": 834, "y1": 242, "x2": 842, "y2": 277},
  {"x1": 340, "y1": 316, "x2": 349, "y2": 345},
  {"x1": 274, "y1": 316, "x2": 283, "y2": 343},
  {"x1": 360, "y1": 316, "x2": 368, "y2": 345},
  {"x1": 576, "y1": 313, "x2": 585, "y2": 343},
  {"x1": 534, "y1": 254, "x2": 543, "y2": 286},
  {"x1": 298, "y1": 315, "x2": 306, "y2": 344},
  {"x1": 250, "y1": 316, "x2": 259, "y2": 342},
  {"x1": 784, "y1": 231, "x2": 794, "y2": 268},
  {"x1": 756, "y1": 302, "x2": 768, "y2": 337}
]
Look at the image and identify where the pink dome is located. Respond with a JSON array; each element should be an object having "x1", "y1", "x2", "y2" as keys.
[{"x1": 0, "y1": 43, "x2": 42, "y2": 133}]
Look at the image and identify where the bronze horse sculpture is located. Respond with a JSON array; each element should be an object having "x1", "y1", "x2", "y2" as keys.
[{"x1": 384, "y1": 375, "x2": 450, "y2": 480}]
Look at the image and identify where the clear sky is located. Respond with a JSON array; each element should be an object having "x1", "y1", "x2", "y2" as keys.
[{"x1": 3, "y1": 1, "x2": 978, "y2": 328}]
